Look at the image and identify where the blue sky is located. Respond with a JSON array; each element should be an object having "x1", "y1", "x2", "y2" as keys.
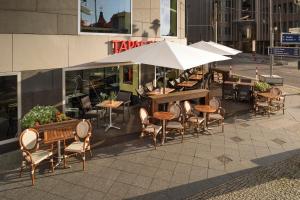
[{"x1": 81, "y1": 0, "x2": 131, "y2": 23}]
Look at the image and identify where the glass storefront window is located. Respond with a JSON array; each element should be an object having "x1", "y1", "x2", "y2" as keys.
[
  {"x1": 0, "y1": 75, "x2": 18, "y2": 141},
  {"x1": 65, "y1": 67, "x2": 119, "y2": 117},
  {"x1": 80, "y1": 0, "x2": 131, "y2": 34},
  {"x1": 160, "y1": 0, "x2": 177, "y2": 37}
]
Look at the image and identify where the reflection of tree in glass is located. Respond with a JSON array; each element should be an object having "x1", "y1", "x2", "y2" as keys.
[
  {"x1": 132, "y1": 24, "x2": 139, "y2": 34},
  {"x1": 150, "y1": 19, "x2": 160, "y2": 37},
  {"x1": 142, "y1": 31, "x2": 149, "y2": 37}
]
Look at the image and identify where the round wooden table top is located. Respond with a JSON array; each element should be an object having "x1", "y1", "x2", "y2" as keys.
[
  {"x1": 194, "y1": 105, "x2": 217, "y2": 113},
  {"x1": 153, "y1": 112, "x2": 175, "y2": 120}
]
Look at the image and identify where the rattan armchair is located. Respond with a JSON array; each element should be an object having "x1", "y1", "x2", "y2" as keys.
[
  {"x1": 254, "y1": 93, "x2": 270, "y2": 117},
  {"x1": 166, "y1": 103, "x2": 185, "y2": 143},
  {"x1": 183, "y1": 101, "x2": 205, "y2": 137},
  {"x1": 63, "y1": 119, "x2": 92, "y2": 170},
  {"x1": 208, "y1": 97, "x2": 225, "y2": 132},
  {"x1": 139, "y1": 108, "x2": 162, "y2": 149},
  {"x1": 270, "y1": 87, "x2": 285, "y2": 114},
  {"x1": 19, "y1": 128, "x2": 54, "y2": 185}
]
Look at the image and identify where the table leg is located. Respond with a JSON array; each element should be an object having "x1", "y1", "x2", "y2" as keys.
[
  {"x1": 161, "y1": 120, "x2": 166, "y2": 145},
  {"x1": 105, "y1": 107, "x2": 121, "y2": 132},
  {"x1": 54, "y1": 140, "x2": 69, "y2": 169}
]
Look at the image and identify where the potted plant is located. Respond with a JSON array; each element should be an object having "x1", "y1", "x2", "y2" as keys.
[
  {"x1": 21, "y1": 105, "x2": 70, "y2": 129},
  {"x1": 109, "y1": 91, "x2": 117, "y2": 103},
  {"x1": 254, "y1": 82, "x2": 271, "y2": 92}
]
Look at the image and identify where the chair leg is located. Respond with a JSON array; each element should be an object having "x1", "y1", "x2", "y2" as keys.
[
  {"x1": 31, "y1": 165, "x2": 35, "y2": 186},
  {"x1": 82, "y1": 152, "x2": 86, "y2": 170},
  {"x1": 19, "y1": 161, "x2": 25, "y2": 178},
  {"x1": 89, "y1": 149, "x2": 93, "y2": 157},
  {"x1": 64, "y1": 154, "x2": 67, "y2": 169},
  {"x1": 153, "y1": 135, "x2": 157, "y2": 150},
  {"x1": 50, "y1": 157, "x2": 54, "y2": 173},
  {"x1": 222, "y1": 120, "x2": 224, "y2": 133},
  {"x1": 181, "y1": 130, "x2": 184, "y2": 143}
]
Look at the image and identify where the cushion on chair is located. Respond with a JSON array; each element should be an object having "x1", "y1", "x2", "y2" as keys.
[
  {"x1": 145, "y1": 124, "x2": 162, "y2": 135},
  {"x1": 166, "y1": 121, "x2": 184, "y2": 129},
  {"x1": 257, "y1": 102, "x2": 269, "y2": 107},
  {"x1": 188, "y1": 116, "x2": 204, "y2": 124},
  {"x1": 65, "y1": 141, "x2": 85, "y2": 153},
  {"x1": 209, "y1": 113, "x2": 224, "y2": 120},
  {"x1": 26, "y1": 150, "x2": 52, "y2": 164}
]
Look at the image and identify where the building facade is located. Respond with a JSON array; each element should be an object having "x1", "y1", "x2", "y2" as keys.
[
  {"x1": 0, "y1": 0, "x2": 186, "y2": 147},
  {"x1": 186, "y1": 0, "x2": 300, "y2": 53}
]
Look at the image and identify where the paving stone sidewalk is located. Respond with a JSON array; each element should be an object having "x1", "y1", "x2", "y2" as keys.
[{"x1": 1, "y1": 94, "x2": 300, "y2": 200}]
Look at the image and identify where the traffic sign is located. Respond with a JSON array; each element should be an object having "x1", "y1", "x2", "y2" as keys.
[
  {"x1": 281, "y1": 33, "x2": 300, "y2": 44},
  {"x1": 268, "y1": 47, "x2": 300, "y2": 57}
]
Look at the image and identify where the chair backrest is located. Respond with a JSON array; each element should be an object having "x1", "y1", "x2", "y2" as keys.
[
  {"x1": 175, "y1": 77, "x2": 181, "y2": 84},
  {"x1": 139, "y1": 108, "x2": 149, "y2": 125},
  {"x1": 136, "y1": 87, "x2": 145, "y2": 97},
  {"x1": 270, "y1": 87, "x2": 282, "y2": 96},
  {"x1": 240, "y1": 78, "x2": 252, "y2": 83},
  {"x1": 145, "y1": 82, "x2": 154, "y2": 92},
  {"x1": 169, "y1": 80, "x2": 176, "y2": 87},
  {"x1": 19, "y1": 128, "x2": 39, "y2": 151},
  {"x1": 209, "y1": 97, "x2": 221, "y2": 110},
  {"x1": 76, "y1": 119, "x2": 92, "y2": 139},
  {"x1": 81, "y1": 96, "x2": 92, "y2": 111},
  {"x1": 183, "y1": 101, "x2": 192, "y2": 114},
  {"x1": 117, "y1": 91, "x2": 131, "y2": 102},
  {"x1": 168, "y1": 103, "x2": 182, "y2": 120}
]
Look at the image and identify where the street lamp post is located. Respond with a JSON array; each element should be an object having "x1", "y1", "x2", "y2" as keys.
[{"x1": 269, "y1": 0, "x2": 274, "y2": 77}]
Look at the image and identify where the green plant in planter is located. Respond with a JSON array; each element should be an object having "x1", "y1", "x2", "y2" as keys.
[
  {"x1": 21, "y1": 105, "x2": 59, "y2": 129},
  {"x1": 109, "y1": 91, "x2": 117, "y2": 101},
  {"x1": 254, "y1": 82, "x2": 271, "y2": 92}
]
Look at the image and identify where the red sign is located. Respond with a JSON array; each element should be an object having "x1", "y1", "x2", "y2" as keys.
[{"x1": 112, "y1": 40, "x2": 154, "y2": 54}]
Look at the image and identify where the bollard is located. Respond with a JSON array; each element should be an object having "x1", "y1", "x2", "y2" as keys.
[{"x1": 255, "y1": 66, "x2": 258, "y2": 80}]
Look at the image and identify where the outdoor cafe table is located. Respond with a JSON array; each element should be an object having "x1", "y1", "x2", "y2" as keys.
[
  {"x1": 153, "y1": 111, "x2": 174, "y2": 145},
  {"x1": 149, "y1": 89, "x2": 209, "y2": 113},
  {"x1": 258, "y1": 92, "x2": 279, "y2": 102},
  {"x1": 194, "y1": 105, "x2": 217, "y2": 134},
  {"x1": 96, "y1": 100, "x2": 123, "y2": 132},
  {"x1": 177, "y1": 81, "x2": 198, "y2": 87},
  {"x1": 189, "y1": 74, "x2": 203, "y2": 81},
  {"x1": 147, "y1": 88, "x2": 175, "y2": 96},
  {"x1": 223, "y1": 81, "x2": 254, "y2": 87}
]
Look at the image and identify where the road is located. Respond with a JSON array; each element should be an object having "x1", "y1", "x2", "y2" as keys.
[{"x1": 218, "y1": 53, "x2": 300, "y2": 88}]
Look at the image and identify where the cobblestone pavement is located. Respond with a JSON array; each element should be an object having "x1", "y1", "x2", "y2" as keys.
[
  {"x1": 1, "y1": 94, "x2": 300, "y2": 200},
  {"x1": 187, "y1": 154, "x2": 300, "y2": 200}
]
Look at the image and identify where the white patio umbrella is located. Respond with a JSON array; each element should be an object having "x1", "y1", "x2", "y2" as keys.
[
  {"x1": 190, "y1": 41, "x2": 241, "y2": 56},
  {"x1": 97, "y1": 40, "x2": 231, "y2": 93}
]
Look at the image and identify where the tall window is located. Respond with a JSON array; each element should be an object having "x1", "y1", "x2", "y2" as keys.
[
  {"x1": 80, "y1": 0, "x2": 131, "y2": 34},
  {"x1": 0, "y1": 75, "x2": 18, "y2": 141},
  {"x1": 161, "y1": 0, "x2": 177, "y2": 37}
]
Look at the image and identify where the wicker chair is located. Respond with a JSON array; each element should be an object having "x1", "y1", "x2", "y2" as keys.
[
  {"x1": 19, "y1": 128, "x2": 54, "y2": 185},
  {"x1": 222, "y1": 83, "x2": 237, "y2": 100},
  {"x1": 145, "y1": 82, "x2": 155, "y2": 92},
  {"x1": 166, "y1": 103, "x2": 185, "y2": 143},
  {"x1": 183, "y1": 101, "x2": 205, "y2": 137},
  {"x1": 208, "y1": 97, "x2": 225, "y2": 132},
  {"x1": 270, "y1": 87, "x2": 285, "y2": 114},
  {"x1": 139, "y1": 108, "x2": 162, "y2": 149},
  {"x1": 254, "y1": 93, "x2": 270, "y2": 117},
  {"x1": 63, "y1": 119, "x2": 92, "y2": 170},
  {"x1": 80, "y1": 96, "x2": 103, "y2": 123}
]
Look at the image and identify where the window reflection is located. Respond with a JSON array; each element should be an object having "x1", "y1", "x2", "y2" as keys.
[
  {"x1": 0, "y1": 75, "x2": 18, "y2": 141},
  {"x1": 161, "y1": 0, "x2": 177, "y2": 36},
  {"x1": 80, "y1": 0, "x2": 131, "y2": 34}
]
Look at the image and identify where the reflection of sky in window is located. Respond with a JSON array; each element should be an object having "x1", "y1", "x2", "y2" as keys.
[
  {"x1": 161, "y1": 0, "x2": 171, "y2": 35},
  {"x1": 81, "y1": 0, "x2": 131, "y2": 23}
]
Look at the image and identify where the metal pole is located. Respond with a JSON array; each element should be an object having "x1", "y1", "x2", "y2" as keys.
[
  {"x1": 269, "y1": 0, "x2": 274, "y2": 77},
  {"x1": 163, "y1": 68, "x2": 166, "y2": 94},
  {"x1": 214, "y1": 1, "x2": 218, "y2": 43}
]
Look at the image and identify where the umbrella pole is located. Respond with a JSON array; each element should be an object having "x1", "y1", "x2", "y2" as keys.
[{"x1": 163, "y1": 67, "x2": 166, "y2": 94}]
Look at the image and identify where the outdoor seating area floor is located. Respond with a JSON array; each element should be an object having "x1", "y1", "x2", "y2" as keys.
[{"x1": 1, "y1": 93, "x2": 300, "y2": 200}]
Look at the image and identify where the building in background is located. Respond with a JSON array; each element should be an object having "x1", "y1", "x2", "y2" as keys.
[
  {"x1": 186, "y1": 0, "x2": 300, "y2": 54},
  {"x1": 0, "y1": 0, "x2": 186, "y2": 149}
]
